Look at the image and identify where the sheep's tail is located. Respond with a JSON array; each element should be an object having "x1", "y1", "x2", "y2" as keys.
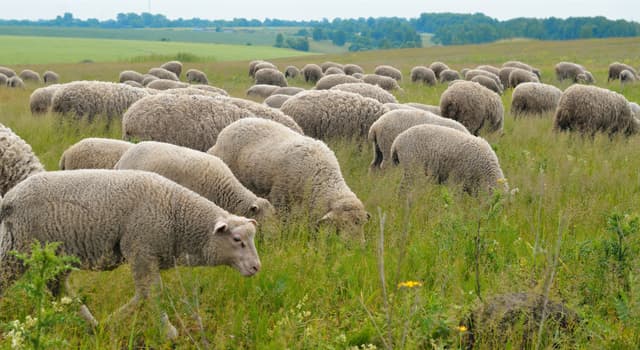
[{"x1": 391, "y1": 146, "x2": 400, "y2": 166}]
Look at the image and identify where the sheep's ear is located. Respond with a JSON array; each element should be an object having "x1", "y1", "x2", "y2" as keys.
[
  {"x1": 214, "y1": 221, "x2": 228, "y2": 234},
  {"x1": 366, "y1": 212, "x2": 371, "y2": 220},
  {"x1": 249, "y1": 204, "x2": 259, "y2": 214},
  {"x1": 248, "y1": 219, "x2": 258, "y2": 227},
  {"x1": 317, "y1": 211, "x2": 335, "y2": 225}
]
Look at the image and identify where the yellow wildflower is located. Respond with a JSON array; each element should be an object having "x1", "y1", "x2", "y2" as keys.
[
  {"x1": 497, "y1": 178, "x2": 507, "y2": 185},
  {"x1": 458, "y1": 325, "x2": 468, "y2": 332},
  {"x1": 397, "y1": 280, "x2": 423, "y2": 289}
]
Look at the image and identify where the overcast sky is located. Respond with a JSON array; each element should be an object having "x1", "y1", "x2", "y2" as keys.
[{"x1": 2, "y1": 0, "x2": 639, "y2": 22}]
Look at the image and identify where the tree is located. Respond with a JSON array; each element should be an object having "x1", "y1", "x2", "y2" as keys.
[
  {"x1": 275, "y1": 33, "x2": 285, "y2": 47},
  {"x1": 332, "y1": 30, "x2": 347, "y2": 46}
]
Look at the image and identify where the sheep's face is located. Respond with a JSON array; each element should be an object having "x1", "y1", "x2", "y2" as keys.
[
  {"x1": 318, "y1": 197, "x2": 369, "y2": 243},
  {"x1": 246, "y1": 197, "x2": 276, "y2": 224},
  {"x1": 204, "y1": 216, "x2": 261, "y2": 277}
]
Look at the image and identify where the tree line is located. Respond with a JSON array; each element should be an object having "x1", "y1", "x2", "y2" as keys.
[{"x1": 1, "y1": 12, "x2": 638, "y2": 49}]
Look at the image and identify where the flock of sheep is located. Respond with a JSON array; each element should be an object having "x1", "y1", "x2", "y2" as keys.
[{"x1": 0, "y1": 56, "x2": 639, "y2": 342}]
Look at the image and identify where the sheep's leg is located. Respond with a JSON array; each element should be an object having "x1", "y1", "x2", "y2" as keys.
[{"x1": 62, "y1": 274, "x2": 99, "y2": 328}]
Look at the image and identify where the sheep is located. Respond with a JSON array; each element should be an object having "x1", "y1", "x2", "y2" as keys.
[
  {"x1": 460, "y1": 68, "x2": 470, "y2": 77},
  {"x1": 554, "y1": 61, "x2": 586, "y2": 82},
  {"x1": 141, "y1": 74, "x2": 159, "y2": 86},
  {"x1": 160, "y1": 87, "x2": 224, "y2": 98},
  {"x1": 630, "y1": 102, "x2": 640, "y2": 119},
  {"x1": 554, "y1": 84, "x2": 637, "y2": 136},
  {"x1": 123, "y1": 80, "x2": 144, "y2": 88},
  {"x1": 253, "y1": 62, "x2": 278, "y2": 75},
  {"x1": 465, "y1": 69, "x2": 502, "y2": 90},
  {"x1": 321, "y1": 61, "x2": 344, "y2": 72},
  {"x1": 19, "y1": 69, "x2": 40, "y2": 83},
  {"x1": 0, "y1": 169, "x2": 261, "y2": 337},
  {"x1": 576, "y1": 71, "x2": 596, "y2": 84},
  {"x1": 405, "y1": 103, "x2": 442, "y2": 115},
  {"x1": 439, "y1": 81, "x2": 504, "y2": 135},
  {"x1": 324, "y1": 66, "x2": 345, "y2": 75},
  {"x1": 148, "y1": 67, "x2": 179, "y2": 81},
  {"x1": 620, "y1": 69, "x2": 636, "y2": 85},
  {"x1": 343, "y1": 64, "x2": 364, "y2": 76},
  {"x1": 116, "y1": 141, "x2": 275, "y2": 222},
  {"x1": 410, "y1": 66, "x2": 436, "y2": 85},
  {"x1": 272, "y1": 86, "x2": 304, "y2": 96},
  {"x1": 0, "y1": 123, "x2": 45, "y2": 196},
  {"x1": 0, "y1": 73, "x2": 7, "y2": 86},
  {"x1": 374, "y1": 65, "x2": 402, "y2": 81},
  {"x1": 330, "y1": 83, "x2": 398, "y2": 104},
  {"x1": 208, "y1": 118, "x2": 369, "y2": 241},
  {"x1": 498, "y1": 67, "x2": 516, "y2": 89},
  {"x1": 160, "y1": 60, "x2": 183, "y2": 78},
  {"x1": 7, "y1": 76, "x2": 24, "y2": 88},
  {"x1": 363, "y1": 74, "x2": 401, "y2": 91},
  {"x1": 439, "y1": 69, "x2": 460, "y2": 83},
  {"x1": 59, "y1": 138, "x2": 133, "y2": 170},
  {"x1": 508, "y1": 68, "x2": 539, "y2": 88},
  {"x1": 429, "y1": 62, "x2": 449, "y2": 79},
  {"x1": 185, "y1": 69, "x2": 209, "y2": 85},
  {"x1": 191, "y1": 84, "x2": 228, "y2": 96},
  {"x1": 476, "y1": 65, "x2": 501, "y2": 76},
  {"x1": 284, "y1": 66, "x2": 300, "y2": 79},
  {"x1": 51, "y1": 81, "x2": 150, "y2": 120},
  {"x1": 471, "y1": 75, "x2": 503, "y2": 95},
  {"x1": 29, "y1": 84, "x2": 61, "y2": 114},
  {"x1": 280, "y1": 89, "x2": 387, "y2": 140},
  {"x1": 502, "y1": 61, "x2": 540, "y2": 78},
  {"x1": 302, "y1": 64, "x2": 323, "y2": 83},
  {"x1": 246, "y1": 84, "x2": 280, "y2": 98},
  {"x1": 352, "y1": 72, "x2": 364, "y2": 79},
  {"x1": 122, "y1": 94, "x2": 254, "y2": 151},
  {"x1": 264, "y1": 94, "x2": 292, "y2": 108},
  {"x1": 43, "y1": 70, "x2": 59, "y2": 84},
  {"x1": 608, "y1": 62, "x2": 638, "y2": 82},
  {"x1": 0, "y1": 66, "x2": 16, "y2": 78},
  {"x1": 146, "y1": 79, "x2": 189, "y2": 90},
  {"x1": 219, "y1": 97, "x2": 303, "y2": 134},
  {"x1": 368, "y1": 109, "x2": 470, "y2": 170},
  {"x1": 510, "y1": 82, "x2": 562, "y2": 117},
  {"x1": 248, "y1": 60, "x2": 265, "y2": 77},
  {"x1": 119, "y1": 70, "x2": 143, "y2": 84},
  {"x1": 314, "y1": 74, "x2": 361, "y2": 90},
  {"x1": 390, "y1": 124, "x2": 506, "y2": 194},
  {"x1": 255, "y1": 68, "x2": 288, "y2": 87}
]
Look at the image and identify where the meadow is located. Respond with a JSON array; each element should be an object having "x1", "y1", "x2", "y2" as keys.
[{"x1": 1, "y1": 36, "x2": 640, "y2": 349}]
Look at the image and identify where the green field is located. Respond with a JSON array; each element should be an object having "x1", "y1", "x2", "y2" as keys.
[
  {"x1": 1, "y1": 37, "x2": 640, "y2": 348},
  {"x1": 0, "y1": 35, "x2": 313, "y2": 65}
]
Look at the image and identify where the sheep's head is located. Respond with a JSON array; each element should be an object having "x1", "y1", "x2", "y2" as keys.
[
  {"x1": 204, "y1": 216, "x2": 261, "y2": 277},
  {"x1": 246, "y1": 197, "x2": 276, "y2": 224},
  {"x1": 317, "y1": 196, "x2": 369, "y2": 243}
]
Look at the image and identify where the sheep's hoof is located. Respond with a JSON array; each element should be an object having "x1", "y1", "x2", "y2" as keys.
[
  {"x1": 161, "y1": 313, "x2": 179, "y2": 340},
  {"x1": 79, "y1": 304, "x2": 99, "y2": 328}
]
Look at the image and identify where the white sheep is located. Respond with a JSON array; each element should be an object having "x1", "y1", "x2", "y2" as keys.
[
  {"x1": 0, "y1": 123, "x2": 45, "y2": 196},
  {"x1": 59, "y1": 138, "x2": 133, "y2": 170}
]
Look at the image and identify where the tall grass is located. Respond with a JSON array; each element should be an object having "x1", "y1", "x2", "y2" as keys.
[{"x1": 1, "y1": 37, "x2": 640, "y2": 348}]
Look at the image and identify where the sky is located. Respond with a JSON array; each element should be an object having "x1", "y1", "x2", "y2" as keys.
[{"x1": 2, "y1": 0, "x2": 640, "y2": 22}]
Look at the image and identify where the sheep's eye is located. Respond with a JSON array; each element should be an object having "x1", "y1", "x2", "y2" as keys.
[{"x1": 233, "y1": 237, "x2": 242, "y2": 242}]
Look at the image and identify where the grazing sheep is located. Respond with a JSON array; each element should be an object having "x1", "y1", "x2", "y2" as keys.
[
  {"x1": 191, "y1": 84, "x2": 228, "y2": 96},
  {"x1": 43, "y1": 70, "x2": 59, "y2": 84},
  {"x1": 343, "y1": 64, "x2": 364, "y2": 76},
  {"x1": 405, "y1": 103, "x2": 442, "y2": 115},
  {"x1": 461, "y1": 293, "x2": 579, "y2": 349},
  {"x1": 620, "y1": 69, "x2": 636, "y2": 85},
  {"x1": 508, "y1": 68, "x2": 539, "y2": 88},
  {"x1": 123, "y1": 80, "x2": 144, "y2": 88},
  {"x1": 271, "y1": 86, "x2": 304, "y2": 96},
  {"x1": 160, "y1": 87, "x2": 224, "y2": 98},
  {"x1": 302, "y1": 64, "x2": 323, "y2": 83},
  {"x1": 51, "y1": 81, "x2": 149, "y2": 120},
  {"x1": 0, "y1": 66, "x2": 16, "y2": 78},
  {"x1": 209, "y1": 118, "x2": 369, "y2": 241},
  {"x1": 460, "y1": 68, "x2": 470, "y2": 77},
  {"x1": 368, "y1": 109, "x2": 469, "y2": 170},
  {"x1": 246, "y1": 84, "x2": 280, "y2": 98},
  {"x1": 255, "y1": 68, "x2": 288, "y2": 87},
  {"x1": 148, "y1": 67, "x2": 179, "y2": 81},
  {"x1": 429, "y1": 62, "x2": 449, "y2": 79},
  {"x1": 284, "y1": 66, "x2": 300, "y2": 79},
  {"x1": 554, "y1": 84, "x2": 637, "y2": 136},
  {"x1": 439, "y1": 69, "x2": 460, "y2": 83},
  {"x1": 374, "y1": 65, "x2": 403, "y2": 81},
  {"x1": 253, "y1": 62, "x2": 278, "y2": 75},
  {"x1": 498, "y1": 67, "x2": 516, "y2": 89},
  {"x1": 248, "y1": 60, "x2": 265, "y2": 77},
  {"x1": 141, "y1": 74, "x2": 159, "y2": 86},
  {"x1": 219, "y1": 97, "x2": 303, "y2": 134},
  {"x1": 119, "y1": 70, "x2": 145, "y2": 84},
  {"x1": 352, "y1": 72, "x2": 364, "y2": 79},
  {"x1": 0, "y1": 73, "x2": 7, "y2": 86},
  {"x1": 555, "y1": 62, "x2": 586, "y2": 82},
  {"x1": 146, "y1": 79, "x2": 189, "y2": 90},
  {"x1": 0, "y1": 169, "x2": 261, "y2": 336},
  {"x1": 0, "y1": 123, "x2": 45, "y2": 196},
  {"x1": 502, "y1": 61, "x2": 540, "y2": 78},
  {"x1": 476, "y1": 65, "x2": 501, "y2": 76},
  {"x1": 577, "y1": 71, "x2": 596, "y2": 84},
  {"x1": 19, "y1": 69, "x2": 41, "y2": 83},
  {"x1": 363, "y1": 74, "x2": 401, "y2": 91},
  {"x1": 122, "y1": 94, "x2": 253, "y2": 151},
  {"x1": 185, "y1": 69, "x2": 209, "y2": 85},
  {"x1": 59, "y1": 138, "x2": 133, "y2": 170},
  {"x1": 608, "y1": 62, "x2": 637, "y2": 82},
  {"x1": 315, "y1": 74, "x2": 362, "y2": 90},
  {"x1": 330, "y1": 83, "x2": 398, "y2": 104},
  {"x1": 160, "y1": 60, "x2": 183, "y2": 78},
  {"x1": 324, "y1": 67, "x2": 345, "y2": 75},
  {"x1": 321, "y1": 61, "x2": 344, "y2": 73},
  {"x1": 630, "y1": 102, "x2": 640, "y2": 121},
  {"x1": 511, "y1": 82, "x2": 562, "y2": 117},
  {"x1": 383, "y1": 103, "x2": 416, "y2": 111},
  {"x1": 280, "y1": 90, "x2": 387, "y2": 140},
  {"x1": 264, "y1": 94, "x2": 292, "y2": 108},
  {"x1": 440, "y1": 81, "x2": 504, "y2": 135},
  {"x1": 465, "y1": 69, "x2": 502, "y2": 90},
  {"x1": 7, "y1": 76, "x2": 24, "y2": 88},
  {"x1": 410, "y1": 66, "x2": 436, "y2": 85},
  {"x1": 116, "y1": 141, "x2": 275, "y2": 222},
  {"x1": 29, "y1": 84, "x2": 61, "y2": 114},
  {"x1": 390, "y1": 124, "x2": 506, "y2": 194},
  {"x1": 471, "y1": 75, "x2": 503, "y2": 95}
]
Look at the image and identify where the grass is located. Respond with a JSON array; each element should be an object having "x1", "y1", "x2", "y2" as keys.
[{"x1": 1, "y1": 36, "x2": 640, "y2": 348}]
